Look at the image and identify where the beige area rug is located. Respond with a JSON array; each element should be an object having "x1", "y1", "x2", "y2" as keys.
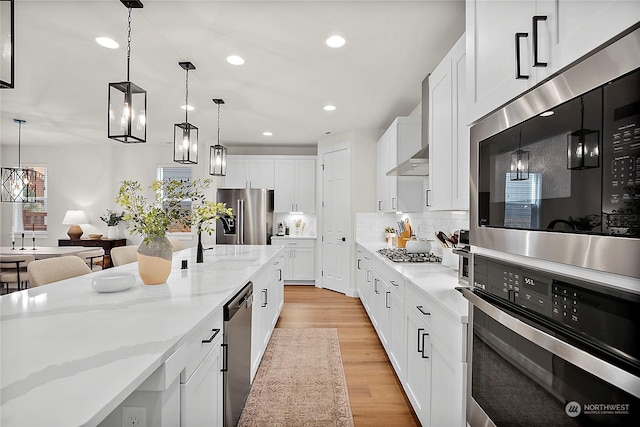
[{"x1": 238, "y1": 328, "x2": 355, "y2": 427}]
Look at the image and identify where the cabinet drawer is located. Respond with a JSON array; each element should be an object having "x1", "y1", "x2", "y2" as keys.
[
  {"x1": 270, "y1": 238, "x2": 315, "y2": 248},
  {"x1": 405, "y1": 283, "x2": 466, "y2": 361},
  {"x1": 372, "y1": 257, "x2": 405, "y2": 300},
  {"x1": 182, "y1": 309, "x2": 223, "y2": 382}
]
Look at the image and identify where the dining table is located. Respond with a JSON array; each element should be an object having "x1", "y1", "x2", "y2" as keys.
[{"x1": 0, "y1": 246, "x2": 93, "y2": 259}]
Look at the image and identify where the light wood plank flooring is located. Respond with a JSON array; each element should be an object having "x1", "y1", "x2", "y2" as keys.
[{"x1": 276, "y1": 285, "x2": 420, "y2": 426}]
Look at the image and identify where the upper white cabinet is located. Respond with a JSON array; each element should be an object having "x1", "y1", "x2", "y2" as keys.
[
  {"x1": 223, "y1": 156, "x2": 274, "y2": 189},
  {"x1": 466, "y1": 0, "x2": 640, "y2": 124},
  {"x1": 274, "y1": 157, "x2": 316, "y2": 213},
  {"x1": 427, "y1": 34, "x2": 469, "y2": 211},
  {"x1": 376, "y1": 117, "x2": 423, "y2": 213}
]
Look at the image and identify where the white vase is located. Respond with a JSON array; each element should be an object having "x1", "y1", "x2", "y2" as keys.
[{"x1": 107, "y1": 226, "x2": 118, "y2": 239}]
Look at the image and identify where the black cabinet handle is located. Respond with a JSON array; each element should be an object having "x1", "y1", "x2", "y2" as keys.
[
  {"x1": 420, "y1": 332, "x2": 430, "y2": 359},
  {"x1": 417, "y1": 328, "x2": 424, "y2": 353},
  {"x1": 532, "y1": 16, "x2": 547, "y2": 67},
  {"x1": 416, "y1": 305, "x2": 431, "y2": 316},
  {"x1": 515, "y1": 32, "x2": 529, "y2": 79},
  {"x1": 357, "y1": 259, "x2": 362, "y2": 270},
  {"x1": 202, "y1": 328, "x2": 221, "y2": 344}
]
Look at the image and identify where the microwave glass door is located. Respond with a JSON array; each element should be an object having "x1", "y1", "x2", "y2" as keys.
[{"x1": 477, "y1": 68, "x2": 640, "y2": 238}]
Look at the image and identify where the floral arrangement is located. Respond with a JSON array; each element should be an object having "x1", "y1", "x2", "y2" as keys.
[
  {"x1": 116, "y1": 178, "x2": 232, "y2": 243},
  {"x1": 385, "y1": 226, "x2": 395, "y2": 233},
  {"x1": 100, "y1": 209, "x2": 124, "y2": 226}
]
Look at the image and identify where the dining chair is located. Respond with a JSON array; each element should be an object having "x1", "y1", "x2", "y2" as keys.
[
  {"x1": 0, "y1": 255, "x2": 35, "y2": 294},
  {"x1": 110, "y1": 245, "x2": 138, "y2": 266},
  {"x1": 76, "y1": 248, "x2": 105, "y2": 271},
  {"x1": 27, "y1": 256, "x2": 91, "y2": 287}
]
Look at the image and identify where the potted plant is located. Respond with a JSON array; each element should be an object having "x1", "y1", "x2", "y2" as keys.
[
  {"x1": 100, "y1": 209, "x2": 124, "y2": 239},
  {"x1": 116, "y1": 178, "x2": 233, "y2": 284}
]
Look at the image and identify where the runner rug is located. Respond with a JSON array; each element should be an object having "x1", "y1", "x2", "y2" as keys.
[{"x1": 238, "y1": 328, "x2": 355, "y2": 426}]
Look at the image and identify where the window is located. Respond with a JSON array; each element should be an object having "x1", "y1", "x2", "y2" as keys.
[
  {"x1": 13, "y1": 165, "x2": 48, "y2": 233},
  {"x1": 157, "y1": 166, "x2": 192, "y2": 232}
]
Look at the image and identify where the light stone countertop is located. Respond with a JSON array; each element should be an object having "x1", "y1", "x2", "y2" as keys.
[
  {"x1": 0, "y1": 245, "x2": 282, "y2": 427},
  {"x1": 357, "y1": 241, "x2": 468, "y2": 323},
  {"x1": 271, "y1": 235, "x2": 317, "y2": 240}
]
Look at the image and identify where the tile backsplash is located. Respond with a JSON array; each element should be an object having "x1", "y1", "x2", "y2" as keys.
[
  {"x1": 356, "y1": 211, "x2": 469, "y2": 243},
  {"x1": 274, "y1": 213, "x2": 317, "y2": 237}
]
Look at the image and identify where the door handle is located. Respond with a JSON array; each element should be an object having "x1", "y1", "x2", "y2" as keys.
[
  {"x1": 417, "y1": 328, "x2": 424, "y2": 353},
  {"x1": 385, "y1": 291, "x2": 391, "y2": 309},
  {"x1": 374, "y1": 278, "x2": 379, "y2": 294},
  {"x1": 262, "y1": 289, "x2": 268, "y2": 307},
  {"x1": 532, "y1": 16, "x2": 547, "y2": 67},
  {"x1": 420, "y1": 331, "x2": 430, "y2": 359},
  {"x1": 392, "y1": 197, "x2": 397, "y2": 210},
  {"x1": 366, "y1": 269, "x2": 372, "y2": 283},
  {"x1": 378, "y1": 200, "x2": 383, "y2": 211},
  {"x1": 338, "y1": 237, "x2": 346, "y2": 242},
  {"x1": 515, "y1": 32, "x2": 529, "y2": 79},
  {"x1": 416, "y1": 305, "x2": 431, "y2": 316},
  {"x1": 357, "y1": 259, "x2": 361, "y2": 270},
  {"x1": 202, "y1": 328, "x2": 221, "y2": 344},
  {"x1": 425, "y1": 189, "x2": 431, "y2": 207},
  {"x1": 221, "y1": 343, "x2": 228, "y2": 372}
]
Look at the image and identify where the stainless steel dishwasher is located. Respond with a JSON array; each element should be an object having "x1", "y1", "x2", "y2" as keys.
[{"x1": 223, "y1": 282, "x2": 253, "y2": 427}]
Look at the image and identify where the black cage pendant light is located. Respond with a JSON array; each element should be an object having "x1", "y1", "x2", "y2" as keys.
[
  {"x1": 209, "y1": 99, "x2": 228, "y2": 176},
  {"x1": 1, "y1": 119, "x2": 37, "y2": 203},
  {"x1": 567, "y1": 96, "x2": 599, "y2": 170},
  {"x1": 0, "y1": 0, "x2": 15, "y2": 89},
  {"x1": 510, "y1": 127, "x2": 529, "y2": 181},
  {"x1": 174, "y1": 62, "x2": 198, "y2": 164},
  {"x1": 108, "y1": 0, "x2": 146, "y2": 143}
]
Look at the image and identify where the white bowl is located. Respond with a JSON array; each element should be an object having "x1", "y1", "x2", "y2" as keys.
[{"x1": 91, "y1": 272, "x2": 136, "y2": 293}]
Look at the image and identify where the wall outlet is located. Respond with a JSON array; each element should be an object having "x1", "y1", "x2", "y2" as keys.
[{"x1": 122, "y1": 406, "x2": 146, "y2": 427}]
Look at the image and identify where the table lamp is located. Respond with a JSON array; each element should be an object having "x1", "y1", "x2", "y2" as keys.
[{"x1": 62, "y1": 210, "x2": 89, "y2": 239}]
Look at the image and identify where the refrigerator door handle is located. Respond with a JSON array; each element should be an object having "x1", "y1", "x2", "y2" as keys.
[{"x1": 237, "y1": 199, "x2": 245, "y2": 245}]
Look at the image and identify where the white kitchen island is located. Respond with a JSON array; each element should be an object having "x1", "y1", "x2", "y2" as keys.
[{"x1": 0, "y1": 245, "x2": 283, "y2": 427}]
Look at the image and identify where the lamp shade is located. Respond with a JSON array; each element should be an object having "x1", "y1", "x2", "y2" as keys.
[
  {"x1": 209, "y1": 144, "x2": 227, "y2": 176},
  {"x1": 62, "y1": 210, "x2": 89, "y2": 225}
]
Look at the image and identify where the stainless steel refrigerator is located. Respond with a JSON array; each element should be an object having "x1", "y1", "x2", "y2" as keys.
[{"x1": 216, "y1": 188, "x2": 274, "y2": 245}]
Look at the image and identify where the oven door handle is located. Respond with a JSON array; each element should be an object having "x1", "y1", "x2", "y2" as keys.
[{"x1": 461, "y1": 287, "x2": 640, "y2": 399}]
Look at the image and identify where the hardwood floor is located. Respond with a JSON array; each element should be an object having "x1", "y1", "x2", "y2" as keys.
[{"x1": 276, "y1": 285, "x2": 420, "y2": 426}]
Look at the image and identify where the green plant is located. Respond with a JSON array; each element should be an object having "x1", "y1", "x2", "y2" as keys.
[
  {"x1": 116, "y1": 178, "x2": 232, "y2": 243},
  {"x1": 100, "y1": 209, "x2": 124, "y2": 226}
]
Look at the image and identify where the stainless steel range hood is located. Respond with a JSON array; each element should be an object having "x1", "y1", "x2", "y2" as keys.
[
  {"x1": 386, "y1": 73, "x2": 430, "y2": 176},
  {"x1": 386, "y1": 145, "x2": 429, "y2": 176}
]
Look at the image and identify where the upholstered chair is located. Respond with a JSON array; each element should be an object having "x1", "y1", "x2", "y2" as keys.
[
  {"x1": 110, "y1": 245, "x2": 138, "y2": 266},
  {"x1": 27, "y1": 256, "x2": 91, "y2": 287},
  {"x1": 0, "y1": 255, "x2": 35, "y2": 293}
]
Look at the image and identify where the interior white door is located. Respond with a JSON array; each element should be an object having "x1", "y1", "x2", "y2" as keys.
[{"x1": 321, "y1": 147, "x2": 350, "y2": 295}]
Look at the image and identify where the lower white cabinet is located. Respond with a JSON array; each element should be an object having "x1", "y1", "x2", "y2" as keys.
[
  {"x1": 181, "y1": 330, "x2": 223, "y2": 427},
  {"x1": 404, "y1": 301, "x2": 433, "y2": 425},
  {"x1": 251, "y1": 255, "x2": 285, "y2": 380},
  {"x1": 356, "y1": 246, "x2": 466, "y2": 427},
  {"x1": 271, "y1": 237, "x2": 315, "y2": 282}
]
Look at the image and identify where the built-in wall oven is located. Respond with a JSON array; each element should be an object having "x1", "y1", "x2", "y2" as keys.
[
  {"x1": 461, "y1": 255, "x2": 639, "y2": 426},
  {"x1": 470, "y1": 24, "x2": 640, "y2": 279}
]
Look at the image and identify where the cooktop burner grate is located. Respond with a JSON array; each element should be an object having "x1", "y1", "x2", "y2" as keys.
[{"x1": 377, "y1": 248, "x2": 442, "y2": 263}]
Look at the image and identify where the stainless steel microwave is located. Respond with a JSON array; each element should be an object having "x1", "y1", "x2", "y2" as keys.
[{"x1": 470, "y1": 24, "x2": 640, "y2": 279}]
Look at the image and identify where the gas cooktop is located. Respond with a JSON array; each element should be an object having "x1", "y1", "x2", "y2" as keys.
[{"x1": 377, "y1": 248, "x2": 442, "y2": 263}]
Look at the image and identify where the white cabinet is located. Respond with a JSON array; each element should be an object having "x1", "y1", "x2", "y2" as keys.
[
  {"x1": 467, "y1": 0, "x2": 640, "y2": 125},
  {"x1": 271, "y1": 237, "x2": 315, "y2": 282},
  {"x1": 356, "y1": 246, "x2": 373, "y2": 313},
  {"x1": 376, "y1": 117, "x2": 423, "y2": 213},
  {"x1": 181, "y1": 330, "x2": 223, "y2": 427},
  {"x1": 274, "y1": 157, "x2": 316, "y2": 213},
  {"x1": 404, "y1": 302, "x2": 432, "y2": 426},
  {"x1": 223, "y1": 156, "x2": 274, "y2": 189},
  {"x1": 428, "y1": 34, "x2": 469, "y2": 211},
  {"x1": 251, "y1": 256, "x2": 284, "y2": 380}
]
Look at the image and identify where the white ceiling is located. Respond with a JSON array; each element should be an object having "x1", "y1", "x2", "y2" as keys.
[{"x1": 1, "y1": 0, "x2": 465, "y2": 148}]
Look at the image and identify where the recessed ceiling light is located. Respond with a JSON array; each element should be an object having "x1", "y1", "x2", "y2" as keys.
[
  {"x1": 323, "y1": 105, "x2": 336, "y2": 111},
  {"x1": 540, "y1": 110, "x2": 554, "y2": 117},
  {"x1": 263, "y1": 131, "x2": 273, "y2": 136},
  {"x1": 226, "y1": 55, "x2": 245, "y2": 65},
  {"x1": 96, "y1": 37, "x2": 119, "y2": 49},
  {"x1": 325, "y1": 35, "x2": 346, "y2": 48},
  {"x1": 180, "y1": 104, "x2": 195, "y2": 111}
]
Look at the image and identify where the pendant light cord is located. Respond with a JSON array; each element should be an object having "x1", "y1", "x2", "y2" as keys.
[
  {"x1": 126, "y1": 7, "x2": 132, "y2": 81},
  {"x1": 17, "y1": 121, "x2": 22, "y2": 168},
  {"x1": 217, "y1": 103, "x2": 221, "y2": 145},
  {"x1": 185, "y1": 68, "x2": 189, "y2": 124}
]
